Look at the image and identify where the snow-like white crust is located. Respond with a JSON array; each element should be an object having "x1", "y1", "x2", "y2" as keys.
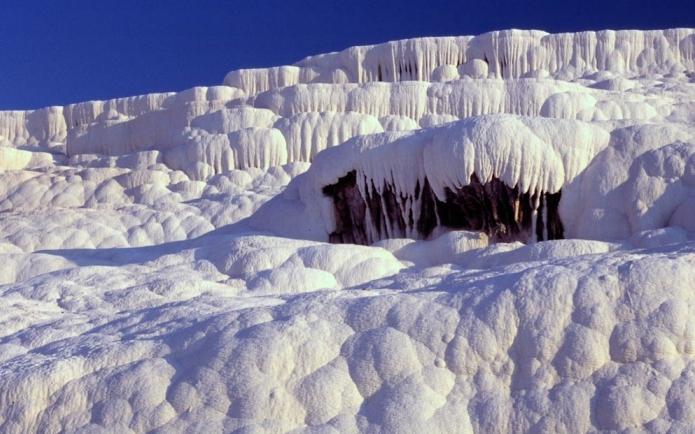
[
  {"x1": 163, "y1": 128, "x2": 289, "y2": 180},
  {"x1": 0, "y1": 230, "x2": 693, "y2": 433},
  {"x1": 275, "y1": 111, "x2": 384, "y2": 161},
  {"x1": 2, "y1": 29, "x2": 693, "y2": 152},
  {"x1": 559, "y1": 122, "x2": 695, "y2": 240},
  {"x1": 265, "y1": 115, "x2": 609, "y2": 240},
  {"x1": 190, "y1": 106, "x2": 279, "y2": 134},
  {"x1": 0, "y1": 29, "x2": 694, "y2": 433},
  {"x1": 227, "y1": 29, "x2": 695, "y2": 92}
]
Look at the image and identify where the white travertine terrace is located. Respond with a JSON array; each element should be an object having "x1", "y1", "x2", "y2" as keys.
[
  {"x1": 229, "y1": 29, "x2": 695, "y2": 91},
  {"x1": 1, "y1": 29, "x2": 693, "y2": 152},
  {"x1": 0, "y1": 29, "x2": 695, "y2": 434}
]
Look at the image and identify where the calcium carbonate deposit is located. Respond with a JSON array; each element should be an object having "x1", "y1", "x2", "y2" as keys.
[{"x1": 1, "y1": 28, "x2": 695, "y2": 433}]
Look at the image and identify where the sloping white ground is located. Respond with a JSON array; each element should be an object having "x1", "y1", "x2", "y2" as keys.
[{"x1": 1, "y1": 29, "x2": 695, "y2": 433}]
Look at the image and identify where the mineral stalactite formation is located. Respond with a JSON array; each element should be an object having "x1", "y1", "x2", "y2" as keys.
[
  {"x1": 323, "y1": 171, "x2": 563, "y2": 244},
  {"x1": 279, "y1": 114, "x2": 608, "y2": 245},
  {"x1": 0, "y1": 28, "x2": 695, "y2": 434}
]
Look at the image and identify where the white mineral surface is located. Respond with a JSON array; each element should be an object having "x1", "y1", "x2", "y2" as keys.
[{"x1": 0, "y1": 28, "x2": 694, "y2": 433}]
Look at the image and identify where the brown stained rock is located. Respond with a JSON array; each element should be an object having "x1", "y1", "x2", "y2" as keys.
[{"x1": 323, "y1": 171, "x2": 564, "y2": 245}]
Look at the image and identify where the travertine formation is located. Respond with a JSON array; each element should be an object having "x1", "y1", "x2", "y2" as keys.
[{"x1": 0, "y1": 29, "x2": 694, "y2": 433}]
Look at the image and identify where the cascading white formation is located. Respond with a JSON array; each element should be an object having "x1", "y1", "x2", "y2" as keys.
[
  {"x1": 0, "y1": 28, "x2": 693, "y2": 242},
  {"x1": 2, "y1": 29, "x2": 693, "y2": 146},
  {"x1": 227, "y1": 29, "x2": 695, "y2": 90},
  {"x1": 1, "y1": 29, "x2": 695, "y2": 434},
  {"x1": 251, "y1": 114, "x2": 611, "y2": 244}
]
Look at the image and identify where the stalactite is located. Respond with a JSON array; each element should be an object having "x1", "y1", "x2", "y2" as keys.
[{"x1": 323, "y1": 171, "x2": 564, "y2": 245}]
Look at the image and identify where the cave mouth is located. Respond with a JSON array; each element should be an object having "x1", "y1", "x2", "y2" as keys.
[{"x1": 322, "y1": 170, "x2": 564, "y2": 245}]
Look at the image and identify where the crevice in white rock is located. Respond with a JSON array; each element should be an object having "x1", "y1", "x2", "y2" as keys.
[{"x1": 322, "y1": 170, "x2": 563, "y2": 245}]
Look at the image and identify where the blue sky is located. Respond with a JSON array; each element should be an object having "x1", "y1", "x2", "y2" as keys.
[{"x1": 1, "y1": 0, "x2": 693, "y2": 109}]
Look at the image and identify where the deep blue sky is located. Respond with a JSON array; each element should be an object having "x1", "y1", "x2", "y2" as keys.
[{"x1": 1, "y1": 0, "x2": 693, "y2": 109}]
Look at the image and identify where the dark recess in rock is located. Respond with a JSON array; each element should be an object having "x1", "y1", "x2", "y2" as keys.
[{"x1": 323, "y1": 170, "x2": 564, "y2": 245}]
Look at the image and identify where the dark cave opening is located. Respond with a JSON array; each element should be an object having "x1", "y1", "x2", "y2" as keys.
[{"x1": 322, "y1": 170, "x2": 564, "y2": 245}]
